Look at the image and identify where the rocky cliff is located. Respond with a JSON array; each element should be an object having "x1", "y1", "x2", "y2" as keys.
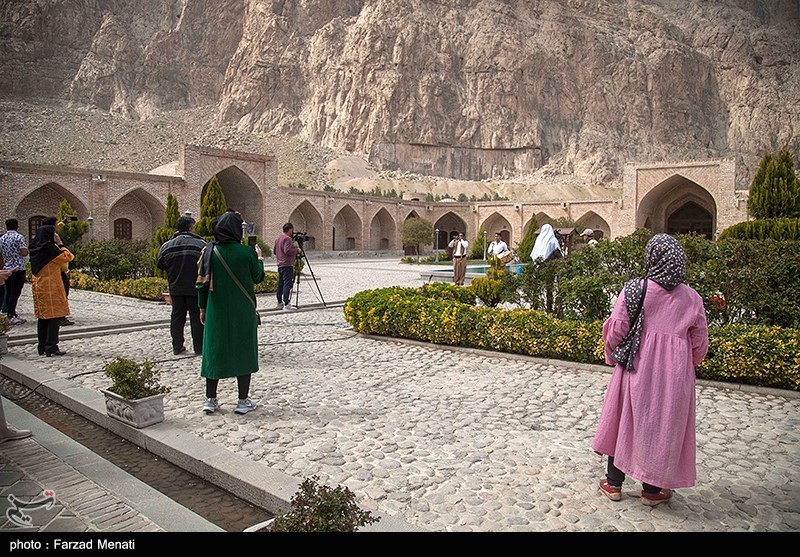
[{"x1": 1, "y1": 0, "x2": 798, "y2": 186}]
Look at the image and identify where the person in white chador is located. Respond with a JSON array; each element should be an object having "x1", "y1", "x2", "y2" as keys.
[
  {"x1": 448, "y1": 233, "x2": 469, "y2": 286},
  {"x1": 530, "y1": 223, "x2": 563, "y2": 263}
]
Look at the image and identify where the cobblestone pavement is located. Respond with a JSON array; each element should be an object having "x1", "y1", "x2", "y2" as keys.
[{"x1": 5, "y1": 258, "x2": 799, "y2": 532}]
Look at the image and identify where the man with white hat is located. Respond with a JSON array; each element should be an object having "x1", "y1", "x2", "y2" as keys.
[{"x1": 581, "y1": 228, "x2": 599, "y2": 246}]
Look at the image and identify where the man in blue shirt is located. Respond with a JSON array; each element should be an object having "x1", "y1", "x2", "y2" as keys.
[{"x1": 0, "y1": 219, "x2": 29, "y2": 325}]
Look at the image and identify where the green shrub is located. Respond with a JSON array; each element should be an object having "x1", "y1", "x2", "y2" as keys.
[
  {"x1": 269, "y1": 476, "x2": 379, "y2": 532},
  {"x1": 698, "y1": 325, "x2": 800, "y2": 391},
  {"x1": 344, "y1": 286, "x2": 800, "y2": 390},
  {"x1": 254, "y1": 272, "x2": 278, "y2": 294},
  {"x1": 74, "y1": 240, "x2": 154, "y2": 280},
  {"x1": 103, "y1": 357, "x2": 170, "y2": 400},
  {"x1": 718, "y1": 218, "x2": 800, "y2": 241},
  {"x1": 472, "y1": 277, "x2": 503, "y2": 307}
]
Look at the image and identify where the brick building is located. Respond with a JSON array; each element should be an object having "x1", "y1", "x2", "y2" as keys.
[{"x1": 0, "y1": 145, "x2": 749, "y2": 253}]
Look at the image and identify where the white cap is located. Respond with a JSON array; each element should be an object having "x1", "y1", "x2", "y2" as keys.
[{"x1": 581, "y1": 228, "x2": 594, "y2": 237}]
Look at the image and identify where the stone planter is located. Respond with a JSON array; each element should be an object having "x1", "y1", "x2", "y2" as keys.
[
  {"x1": 102, "y1": 389, "x2": 165, "y2": 428},
  {"x1": 0, "y1": 334, "x2": 8, "y2": 355}
]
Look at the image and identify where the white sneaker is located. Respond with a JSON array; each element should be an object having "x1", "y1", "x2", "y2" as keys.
[
  {"x1": 202, "y1": 398, "x2": 219, "y2": 414},
  {"x1": 234, "y1": 398, "x2": 257, "y2": 414},
  {"x1": 9, "y1": 316, "x2": 26, "y2": 325},
  {"x1": 283, "y1": 304, "x2": 298, "y2": 311}
]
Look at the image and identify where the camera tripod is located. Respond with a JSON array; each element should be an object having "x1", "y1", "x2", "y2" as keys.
[{"x1": 292, "y1": 246, "x2": 326, "y2": 309}]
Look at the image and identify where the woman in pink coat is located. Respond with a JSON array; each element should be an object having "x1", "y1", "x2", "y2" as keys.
[{"x1": 592, "y1": 234, "x2": 709, "y2": 506}]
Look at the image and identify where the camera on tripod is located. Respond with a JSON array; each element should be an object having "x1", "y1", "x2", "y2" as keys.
[{"x1": 292, "y1": 231, "x2": 310, "y2": 248}]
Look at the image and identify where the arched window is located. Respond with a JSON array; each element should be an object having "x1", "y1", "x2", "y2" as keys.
[
  {"x1": 28, "y1": 215, "x2": 46, "y2": 243},
  {"x1": 114, "y1": 218, "x2": 133, "y2": 241}
]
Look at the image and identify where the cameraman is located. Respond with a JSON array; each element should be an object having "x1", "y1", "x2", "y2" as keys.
[{"x1": 273, "y1": 222, "x2": 301, "y2": 310}]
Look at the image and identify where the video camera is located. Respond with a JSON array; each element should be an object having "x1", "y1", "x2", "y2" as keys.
[{"x1": 292, "y1": 231, "x2": 310, "y2": 247}]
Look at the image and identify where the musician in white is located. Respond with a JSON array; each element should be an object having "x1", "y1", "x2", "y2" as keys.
[
  {"x1": 487, "y1": 233, "x2": 509, "y2": 257},
  {"x1": 448, "y1": 232, "x2": 469, "y2": 286}
]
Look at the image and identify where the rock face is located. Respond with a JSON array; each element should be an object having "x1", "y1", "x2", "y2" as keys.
[{"x1": 1, "y1": 0, "x2": 798, "y2": 186}]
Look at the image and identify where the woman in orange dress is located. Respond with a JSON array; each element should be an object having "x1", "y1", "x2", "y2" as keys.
[{"x1": 29, "y1": 225, "x2": 74, "y2": 356}]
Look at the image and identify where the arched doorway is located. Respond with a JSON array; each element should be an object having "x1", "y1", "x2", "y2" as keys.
[
  {"x1": 574, "y1": 210, "x2": 611, "y2": 240},
  {"x1": 403, "y1": 210, "x2": 422, "y2": 255},
  {"x1": 433, "y1": 211, "x2": 468, "y2": 250},
  {"x1": 15, "y1": 182, "x2": 89, "y2": 241},
  {"x1": 637, "y1": 175, "x2": 717, "y2": 238},
  {"x1": 480, "y1": 212, "x2": 513, "y2": 246},
  {"x1": 332, "y1": 205, "x2": 361, "y2": 250},
  {"x1": 108, "y1": 188, "x2": 166, "y2": 241},
  {"x1": 370, "y1": 208, "x2": 396, "y2": 250},
  {"x1": 667, "y1": 202, "x2": 714, "y2": 238},
  {"x1": 202, "y1": 166, "x2": 264, "y2": 236},
  {"x1": 288, "y1": 200, "x2": 323, "y2": 251}
]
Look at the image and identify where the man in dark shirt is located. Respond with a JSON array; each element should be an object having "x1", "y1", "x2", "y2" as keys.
[
  {"x1": 157, "y1": 216, "x2": 207, "y2": 355},
  {"x1": 273, "y1": 222, "x2": 301, "y2": 310}
]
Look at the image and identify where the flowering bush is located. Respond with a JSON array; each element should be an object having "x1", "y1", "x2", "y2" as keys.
[{"x1": 344, "y1": 286, "x2": 800, "y2": 391}]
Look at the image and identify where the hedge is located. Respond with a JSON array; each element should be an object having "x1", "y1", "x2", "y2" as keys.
[
  {"x1": 344, "y1": 286, "x2": 800, "y2": 391},
  {"x1": 71, "y1": 271, "x2": 278, "y2": 300},
  {"x1": 719, "y1": 218, "x2": 800, "y2": 241}
]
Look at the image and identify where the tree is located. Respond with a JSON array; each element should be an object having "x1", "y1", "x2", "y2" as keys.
[
  {"x1": 468, "y1": 226, "x2": 487, "y2": 260},
  {"x1": 749, "y1": 148, "x2": 800, "y2": 220},
  {"x1": 517, "y1": 215, "x2": 539, "y2": 263},
  {"x1": 151, "y1": 192, "x2": 180, "y2": 277},
  {"x1": 401, "y1": 217, "x2": 433, "y2": 261},
  {"x1": 195, "y1": 175, "x2": 227, "y2": 237},
  {"x1": 55, "y1": 200, "x2": 89, "y2": 248}
]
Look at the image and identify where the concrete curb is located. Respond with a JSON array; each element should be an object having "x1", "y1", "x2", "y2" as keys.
[
  {"x1": 2, "y1": 397, "x2": 222, "y2": 532},
  {"x1": 0, "y1": 355, "x2": 424, "y2": 532},
  {"x1": 348, "y1": 330, "x2": 800, "y2": 400}
]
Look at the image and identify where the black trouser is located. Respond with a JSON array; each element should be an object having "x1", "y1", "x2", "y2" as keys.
[
  {"x1": 277, "y1": 266, "x2": 294, "y2": 305},
  {"x1": 37, "y1": 318, "x2": 62, "y2": 355},
  {"x1": 607, "y1": 456, "x2": 662, "y2": 493},
  {"x1": 3, "y1": 270, "x2": 26, "y2": 318},
  {"x1": 170, "y1": 294, "x2": 204, "y2": 354},
  {"x1": 205, "y1": 375, "x2": 251, "y2": 400}
]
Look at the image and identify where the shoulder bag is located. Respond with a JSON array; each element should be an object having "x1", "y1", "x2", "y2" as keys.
[{"x1": 213, "y1": 245, "x2": 262, "y2": 325}]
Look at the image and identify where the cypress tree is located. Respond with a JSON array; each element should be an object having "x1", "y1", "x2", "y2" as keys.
[
  {"x1": 151, "y1": 192, "x2": 181, "y2": 278},
  {"x1": 749, "y1": 149, "x2": 800, "y2": 219},
  {"x1": 55, "y1": 199, "x2": 89, "y2": 248},
  {"x1": 517, "y1": 216, "x2": 539, "y2": 263},
  {"x1": 195, "y1": 176, "x2": 228, "y2": 237}
]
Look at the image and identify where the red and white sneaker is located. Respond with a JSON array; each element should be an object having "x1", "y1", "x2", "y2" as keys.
[
  {"x1": 641, "y1": 488, "x2": 672, "y2": 506},
  {"x1": 599, "y1": 478, "x2": 622, "y2": 501}
]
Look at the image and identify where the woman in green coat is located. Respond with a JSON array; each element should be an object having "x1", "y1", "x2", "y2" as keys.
[{"x1": 197, "y1": 210, "x2": 265, "y2": 414}]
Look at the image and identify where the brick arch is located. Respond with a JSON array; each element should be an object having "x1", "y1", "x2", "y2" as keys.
[
  {"x1": 332, "y1": 204, "x2": 361, "y2": 250},
  {"x1": 434, "y1": 211, "x2": 468, "y2": 247},
  {"x1": 480, "y1": 211, "x2": 513, "y2": 246},
  {"x1": 369, "y1": 207, "x2": 396, "y2": 250},
  {"x1": 202, "y1": 166, "x2": 264, "y2": 236},
  {"x1": 15, "y1": 182, "x2": 89, "y2": 241},
  {"x1": 574, "y1": 210, "x2": 611, "y2": 239},
  {"x1": 288, "y1": 200, "x2": 323, "y2": 251},
  {"x1": 533, "y1": 211, "x2": 557, "y2": 229},
  {"x1": 108, "y1": 188, "x2": 166, "y2": 241},
  {"x1": 637, "y1": 174, "x2": 717, "y2": 235},
  {"x1": 404, "y1": 209, "x2": 421, "y2": 221}
]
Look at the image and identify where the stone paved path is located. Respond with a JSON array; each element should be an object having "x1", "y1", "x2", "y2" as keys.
[{"x1": 5, "y1": 258, "x2": 799, "y2": 531}]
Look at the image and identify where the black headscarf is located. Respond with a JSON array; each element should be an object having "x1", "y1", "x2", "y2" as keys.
[
  {"x1": 611, "y1": 234, "x2": 687, "y2": 371},
  {"x1": 196, "y1": 211, "x2": 243, "y2": 291},
  {"x1": 29, "y1": 225, "x2": 64, "y2": 276}
]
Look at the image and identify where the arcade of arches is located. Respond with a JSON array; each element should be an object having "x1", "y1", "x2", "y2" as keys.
[{"x1": 0, "y1": 149, "x2": 747, "y2": 253}]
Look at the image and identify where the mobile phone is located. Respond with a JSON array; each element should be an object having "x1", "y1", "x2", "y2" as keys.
[{"x1": 246, "y1": 235, "x2": 258, "y2": 249}]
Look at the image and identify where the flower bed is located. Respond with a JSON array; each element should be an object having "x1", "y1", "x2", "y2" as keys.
[{"x1": 344, "y1": 286, "x2": 800, "y2": 391}]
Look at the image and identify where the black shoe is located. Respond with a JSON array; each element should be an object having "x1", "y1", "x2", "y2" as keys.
[
  {"x1": 37, "y1": 347, "x2": 45, "y2": 356},
  {"x1": 61, "y1": 317, "x2": 75, "y2": 326},
  {"x1": 173, "y1": 346, "x2": 187, "y2": 355},
  {"x1": 46, "y1": 349, "x2": 67, "y2": 357}
]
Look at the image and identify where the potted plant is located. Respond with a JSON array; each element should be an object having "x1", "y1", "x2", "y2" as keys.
[
  {"x1": 101, "y1": 357, "x2": 170, "y2": 428},
  {"x1": 0, "y1": 314, "x2": 9, "y2": 355},
  {"x1": 245, "y1": 475, "x2": 380, "y2": 532}
]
